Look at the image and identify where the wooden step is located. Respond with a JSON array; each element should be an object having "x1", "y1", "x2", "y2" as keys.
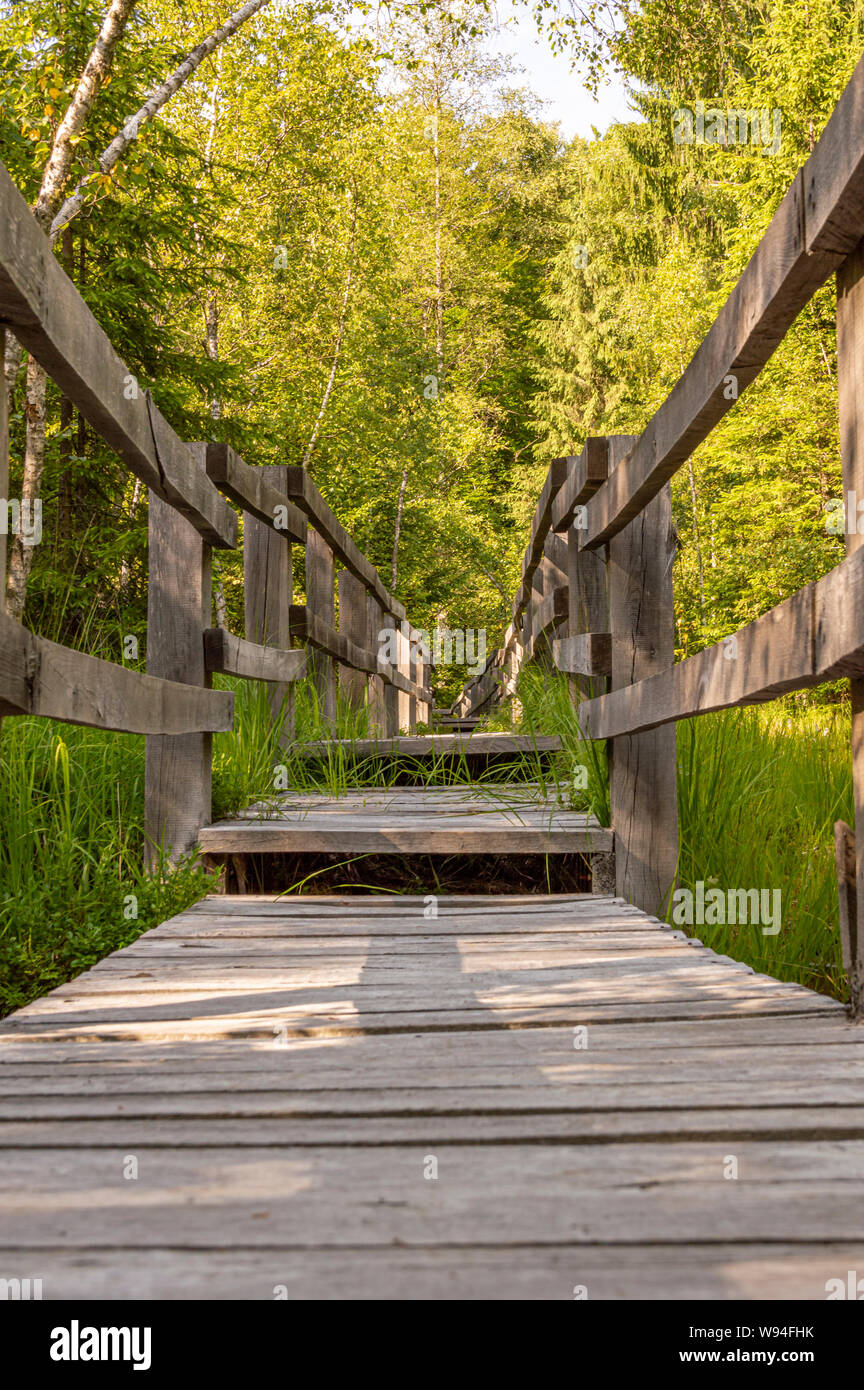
[
  {"x1": 297, "y1": 732, "x2": 561, "y2": 759},
  {"x1": 198, "y1": 784, "x2": 611, "y2": 855}
]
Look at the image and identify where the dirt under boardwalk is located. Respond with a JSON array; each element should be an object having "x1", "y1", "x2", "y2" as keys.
[{"x1": 0, "y1": 892, "x2": 862, "y2": 1300}]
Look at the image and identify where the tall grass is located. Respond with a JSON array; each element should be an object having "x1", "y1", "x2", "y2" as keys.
[{"x1": 506, "y1": 666, "x2": 850, "y2": 1000}]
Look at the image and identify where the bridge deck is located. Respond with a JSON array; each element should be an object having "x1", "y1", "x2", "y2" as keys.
[{"x1": 1, "y1": 892, "x2": 861, "y2": 1299}]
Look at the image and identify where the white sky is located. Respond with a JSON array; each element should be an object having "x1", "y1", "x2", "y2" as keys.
[{"x1": 485, "y1": 1, "x2": 636, "y2": 139}]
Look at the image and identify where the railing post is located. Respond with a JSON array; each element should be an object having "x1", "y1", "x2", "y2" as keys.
[
  {"x1": 382, "y1": 611, "x2": 400, "y2": 736},
  {"x1": 244, "y1": 463, "x2": 294, "y2": 742},
  {"x1": 145, "y1": 443, "x2": 213, "y2": 866},
  {"x1": 338, "y1": 568, "x2": 367, "y2": 714},
  {"x1": 366, "y1": 593, "x2": 386, "y2": 734},
  {"x1": 397, "y1": 621, "x2": 411, "y2": 732},
  {"x1": 606, "y1": 433, "x2": 678, "y2": 915},
  {"x1": 0, "y1": 327, "x2": 8, "y2": 602},
  {"x1": 566, "y1": 505, "x2": 608, "y2": 704},
  {"x1": 836, "y1": 240, "x2": 864, "y2": 1015},
  {"x1": 305, "y1": 527, "x2": 337, "y2": 727}
]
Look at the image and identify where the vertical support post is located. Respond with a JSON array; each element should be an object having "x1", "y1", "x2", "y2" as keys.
[
  {"x1": 407, "y1": 626, "x2": 418, "y2": 733},
  {"x1": 397, "y1": 621, "x2": 411, "y2": 732},
  {"x1": 244, "y1": 463, "x2": 294, "y2": 742},
  {"x1": 606, "y1": 433, "x2": 678, "y2": 915},
  {"x1": 145, "y1": 444, "x2": 212, "y2": 866},
  {"x1": 0, "y1": 328, "x2": 7, "y2": 746},
  {"x1": 338, "y1": 568, "x2": 367, "y2": 715},
  {"x1": 566, "y1": 510, "x2": 608, "y2": 704},
  {"x1": 836, "y1": 242, "x2": 864, "y2": 1015},
  {"x1": 306, "y1": 527, "x2": 337, "y2": 727},
  {"x1": 0, "y1": 327, "x2": 8, "y2": 601},
  {"x1": 366, "y1": 593, "x2": 386, "y2": 735},
  {"x1": 382, "y1": 610, "x2": 400, "y2": 736}
]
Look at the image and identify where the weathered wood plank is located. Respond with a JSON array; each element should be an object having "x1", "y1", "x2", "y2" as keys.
[
  {"x1": 284, "y1": 465, "x2": 405, "y2": 620},
  {"x1": 578, "y1": 542, "x2": 864, "y2": 739},
  {"x1": 205, "y1": 443, "x2": 305, "y2": 543},
  {"x1": 297, "y1": 732, "x2": 562, "y2": 757},
  {"x1": 511, "y1": 457, "x2": 570, "y2": 620},
  {"x1": 145, "y1": 445, "x2": 216, "y2": 863},
  {"x1": 0, "y1": 611, "x2": 232, "y2": 733},
  {"x1": 579, "y1": 64, "x2": 864, "y2": 552},
  {"x1": 203, "y1": 628, "x2": 306, "y2": 684},
  {"x1": 552, "y1": 632, "x2": 612, "y2": 677},
  {"x1": 305, "y1": 528, "x2": 337, "y2": 724},
  {"x1": 0, "y1": 161, "x2": 237, "y2": 547},
  {"x1": 607, "y1": 435, "x2": 678, "y2": 915},
  {"x1": 242, "y1": 464, "x2": 296, "y2": 739},
  {"x1": 337, "y1": 568, "x2": 368, "y2": 711},
  {"x1": 551, "y1": 437, "x2": 608, "y2": 533}
]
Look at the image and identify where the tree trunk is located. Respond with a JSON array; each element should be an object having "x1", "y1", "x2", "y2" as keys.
[
  {"x1": 391, "y1": 465, "x2": 409, "y2": 590},
  {"x1": 6, "y1": 356, "x2": 47, "y2": 619}
]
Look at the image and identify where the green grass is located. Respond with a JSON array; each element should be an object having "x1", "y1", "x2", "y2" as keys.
[
  {"x1": 507, "y1": 667, "x2": 850, "y2": 1001},
  {"x1": 0, "y1": 655, "x2": 853, "y2": 1015}
]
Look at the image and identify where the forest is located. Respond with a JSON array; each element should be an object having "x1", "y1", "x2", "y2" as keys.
[{"x1": 1, "y1": 0, "x2": 862, "y2": 1011}]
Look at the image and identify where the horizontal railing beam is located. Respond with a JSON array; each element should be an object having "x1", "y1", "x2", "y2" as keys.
[
  {"x1": 578, "y1": 544, "x2": 864, "y2": 740},
  {"x1": 0, "y1": 161, "x2": 236, "y2": 549},
  {"x1": 579, "y1": 54, "x2": 864, "y2": 551},
  {"x1": 205, "y1": 444, "x2": 306, "y2": 543},
  {"x1": 284, "y1": 466, "x2": 406, "y2": 621},
  {"x1": 552, "y1": 632, "x2": 612, "y2": 677},
  {"x1": 203, "y1": 628, "x2": 306, "y2": 684},
  {"x1": 0, "y1": 614, "x2": 234, "y2": 734}
]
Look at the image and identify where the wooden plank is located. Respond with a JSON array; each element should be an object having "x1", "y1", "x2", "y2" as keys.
[
  {"x1": 511, "y1": 457, "x2": 570, "y2": 620},
  {"x1": 837, "y1": 236, "x2": 864, "y2": 1019},
  {"x1": 835, "y1": 820, "x2": 858, "y2": 976},
  {"x1": 607, "y1": 435, "x2": 678, "y2": 915},
  {"x1": 243, "y1": 464, "x2": 296, "y2": 739},
  {"x1": 365, "y1": 592, "x2": 386, "y2": 735},
  {"x1": 397, "y1": 622, "x2": 412, "y2": 731},
  {"x1": 305, "y1": 528, "x2": 337, "y2": 724},
  {"x1": 578, "y1": 543, "x2": 864, "y2": 739},
  {"x1": 0, "y1": 1243, "x2": 857, "y2": 1302},
  {"x1": 297, "y1": 732, "x2": 562, "y2": 757},
  {"x1": 145, "y1": 443, "x2": 216, "y2": 864},
  {"x1": 552, "y1": 632, "x2": 611, "y2": 677},
  {"x1": 0, "y1": 325, "x2": 8, "y2": 595},
  {"x1": 551, "y1": 437, "x2": 608, "y2": 532},
  {"x1": 203, "y1": 628, "x2": 306, "y2": 684},
  {"x1": 198, "y1": 810, "x2": 613, "y2": 855},
  {"x1": 284, "y1": 465, "x2": 405, "y2": 620},
  {"x1": 206, "y1": 443, "x2": 305, "y2": 543},
  {"x1": 0, "y1": 611, "x2": 232, "y2": 732},
  {"x1": 337, "y1": 568, "x2": 368, "y2": 710},
  {"x1": 2, "y1": 1146, "x2": 863, "y2": 1246},
  {"x1": 0, "y1": 161, "x2": 236, "y2": 548},
  {"x1": 526, "y1": 586, "x2": 568, "y2": 659},
  {"x1": 580, "y1": 140, "x2": 858, "y2": 550},
  {"x1": 382, "y1": 614, "x2": 401, "y2": 736}
]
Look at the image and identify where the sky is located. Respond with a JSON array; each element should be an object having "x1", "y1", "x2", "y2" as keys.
[{"x1": 485, "y1": 0, "x2": 636, "y2": 140}]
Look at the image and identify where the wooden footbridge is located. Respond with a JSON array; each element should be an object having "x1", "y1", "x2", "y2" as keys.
[{"x1": 4, "y1": 62, "x2": 864, "y2": 1301}]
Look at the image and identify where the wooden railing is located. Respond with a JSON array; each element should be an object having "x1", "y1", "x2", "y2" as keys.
[
  {"x1": 452, "y1": 55, "x2": 864, "y2": 1015},
  {"x1": 0, "y1": 157, "x2": 432, "y2": 865}
]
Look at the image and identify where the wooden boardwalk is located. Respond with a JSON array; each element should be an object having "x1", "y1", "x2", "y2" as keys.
[
  {"x1": 1, "y1": 890, "x2": 862, "y2": 1300},
  {"x1": 199, "y1": 784, "x2": 612, "y2": 856}
]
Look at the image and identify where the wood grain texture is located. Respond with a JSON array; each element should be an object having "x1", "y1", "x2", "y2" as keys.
[
  {"x1": 552, "y1": 632, "x2": 611, "y2": 677},
  {"x1": 284, "y1": 465, "x2": 405, "y2": 620},
  {"x1": 305, "y1": 528, "x2": 337, "y2": 724},
  {"x1": 607, "y1": 436, "x2": 678, "y2": 916},
  {"x1": 551, "y1": 437, "x2": 608, "y2": 532},
  {"x1": 206, "y1": 443, "x2": 305, "y2": 543},
  {"x1": 243, "y1": 464, "x2": 295, "y2": 740},
  {"x1": 0, "y1": 890, "x2": 854, "y2": 1299},
  {"x1": 203, "y1": 628, "x2": 306, "y2": 684},
  {"x1": 145, "y1": 444, "x2": 217, "y2": 864},
  {"x1": 198, "y1": 786, "x2": 613, "y2": 855},
  {"x1": 337, "y1": 568, "x2": 369, "y2": 710}
]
